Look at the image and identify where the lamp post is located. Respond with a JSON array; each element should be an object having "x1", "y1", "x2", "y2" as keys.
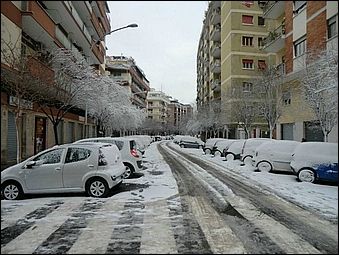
[{"x1": 90, "y1": 23, "x2": 138, "y2": 50}]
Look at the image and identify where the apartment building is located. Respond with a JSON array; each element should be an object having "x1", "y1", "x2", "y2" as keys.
[
  {"x1": 146, "y1": 90, "x2": 193, "y2": 135},
  {"x1": 146, "y1": 89, "x2": 170, "y2": 124},
  {"x1": 197, "y1": 1, "x2": 337, "y2": 142},
  {"x1": 167, "y1": 98, "x2": 194, "y2": 133},
  {"x1": 197, "y1": 1, "x2": 273, "y2": 139},
  {"x1": 263, "y1": 1, "x2": 338, "y2": 142},
  {"x1": 1, "y1": 1, "x2": 111, "y2": 166},
  {"x1": 105, "y1": 55, "x2": 150, "y2": 109}
]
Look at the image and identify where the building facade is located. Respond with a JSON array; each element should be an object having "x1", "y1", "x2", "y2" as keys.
[
  {"x1": 264, "y1": 1, "x2": 338, "y2": 142},
  {"x1": 197, "y1": 1, "x2": 274, "y2": 139},
  {"x1": 1, "y1": 1, "x2": 111, "y2": 167},
  {"x1": 105, "y1": 55, "x2": 150, "y2": 109},
  {"x1": 167, "y1": 98, "x2": 194, "y2": 134},
  {"x1": 196, "y1": 1, "x2": 337, "y2": 142},
  {"x1": 146, "y1": 89, "x2": 193, "y2": 135}
]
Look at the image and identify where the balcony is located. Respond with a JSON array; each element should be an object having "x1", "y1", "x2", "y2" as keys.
[
  {"x1": 210, "y1": 59, "x2": 221, "y2": 73},
  {"x1": 21, "y1": 2, "x2": 55, "y2": 51},
  {"x1": 211, "y1": 42, "x2": 221, "y2": 57},
  {"x1": 112, "y1": 76, "x2": 129, "y2": 85},
  {"x1": 210, "y1": 7, "x2": 221, "y2": 25},
  {"x1": 204, "y1": 57, "x2": 210, "y2": 67},
  {"x1": 274, "y1": 62, "x2": 286, "y2": 77},
  {"x1": 203, "y1": 28, "x2": 209, "y2": 40},
  {"x1": 204, "y1": 43, "x2": 209, "y2": 53},
  {"x1": 263, "y1": 1, "x2": 285, "y2": 20},
  {"x1": 210, "y1": 24, "x2": 221, "y2": 41},
  {"x1": 263, "y1": 24, "x2": 285, "y2": 53},
  {"x1": 211, "y1": 79, "x2": 221, "y2": 92}
]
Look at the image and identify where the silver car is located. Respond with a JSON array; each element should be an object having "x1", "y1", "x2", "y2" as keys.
[
  {"x1": 1, "y1": 143, "x2": 126, "y2": 200},
  {"x1": 74, "y1": 137, "x2": 143, "y2": 179}
]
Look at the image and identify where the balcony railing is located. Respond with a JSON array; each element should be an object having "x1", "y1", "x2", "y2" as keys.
[
  {"x1": 263, "y1": 23, "x2": 285, "y2": 52},
  {"x1": 211, "y1": 42, "x2": 221, "y2": 57},
  {"x1": 263, "y1": 1, "x2": 285, "y2": 20},
  {"x1": 210, "y1": 24, "x2": 221, "y2": 41},
  {"x1": 211, "y1": 79, "x2": 221, "y2": 90}
]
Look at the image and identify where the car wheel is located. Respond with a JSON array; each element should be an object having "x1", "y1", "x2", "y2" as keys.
[
  {"x1": 2, "y1": 181, "x2": 24, "y2": 200},
  {"x1": 86, "y1": 178, "x2": 109, "y2": 198},
  {"x1": 257, "y1": 161, "x2": 272, "y2": 172},
  {"x1": 180, "y1": 144, "x2": 185, "y2": 148},
  {"x1": 123, "y1": 163, "x2": 134, "y2": 179},
  {"x1": 242, "y1": 156, "x2": 253, "y2": 165},
  {"x1": 204, "y1": 148, "x2": 212, "y2": 155},
  {"x1": 298, "y1": 169, "x2": 316, "y2": 183},
  {"x1": 226, "y1": 153, "x2": 235, "y2": 161},
  {"x1": 214, "y1": 150, "x2": 221, "y2": 157}
]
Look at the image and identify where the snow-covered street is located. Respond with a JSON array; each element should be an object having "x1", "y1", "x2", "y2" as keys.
[{"x1": 1, "y1": 140, "x2": 338, "y2": 254}]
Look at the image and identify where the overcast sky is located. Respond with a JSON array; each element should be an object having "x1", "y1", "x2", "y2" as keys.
[{"x1": 106, "y1": 1, "x2": 209, "y2": 105}]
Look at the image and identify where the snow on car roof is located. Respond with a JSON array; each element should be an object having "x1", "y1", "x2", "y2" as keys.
[{"x1": 293, "y1": 142, "x2": 338, "y2": 164}]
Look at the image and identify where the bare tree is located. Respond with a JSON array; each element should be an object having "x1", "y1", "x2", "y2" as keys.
[
  {"x1": 225, "y1": 85, "x2": 258, "y2": 139},
  {"x1": 253, "y1": 65, "x2": 286, "y2": 139},
  {"x1": 298, "y1": 46, "x2": 338, "y2": 142}
]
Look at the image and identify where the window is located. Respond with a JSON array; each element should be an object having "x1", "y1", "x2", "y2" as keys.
[
  {"x1": 242, "y1": 36, "x2": 253, "y2": 46},
  {"x1": 34, "y1": 148, "x2": 65, "y2": 164},
  {"x1": 258, "y1": 37, "x2": 264, "y2": 48},
  {"x1": 65, "y1": 148, "x2": 91, "y2": 163},
  {"x1": 258, "y1": 17, "x2": 265, "y2": 26},
  {"x1": 242, "y1": 59, "x2": 254, "y2": 69},
  {"x1": 283, "y1": 91, "x2": 291, "y2": 105},
  {"x1": 242, "y1": 82, "x2": 253, "y2": 92},
  {"x1": 258, "y1": 60, "x2": 266, "y2": 70},
  {"x1": 328, "y1": 16, "x2": 337, "y2": 39},
  {"x1": 242, "y1": 15, "x2": 253, "y2": 25},
  {"x1": 294, "y1": 37, "x2": 306, "y2": 57},
  {"x1": 113, "y1": 73, "x2": 122, "y2": 77},
  {"x1": 293, "y1": 1, "x2": 306, "y2": 15}
]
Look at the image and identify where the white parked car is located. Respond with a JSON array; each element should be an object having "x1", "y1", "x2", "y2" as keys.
[
  {"x1": 1, "y1": 143, "x2": 126, "y2": 200},
  {"x1": 240, "y1": 138, "x2": 272, "y2": 164},
  {"x1": 290, "y1": 142, "x2": 338, "y2": 183},
  {"x1": 212, "y1": 139, "x2": 237, "y2": 157},
  {"x1": 74, "y1": 137, "x2": 143, "y2": 179},
  {"x1": 224, "y1": 139, "x2": 246, "y2": 161},
  {"x1": 203, "y1": 138, "x2": 226, "y2": 155},
  {"x1": 252, "y1": 140, "x2": 301, "y2": 172}
]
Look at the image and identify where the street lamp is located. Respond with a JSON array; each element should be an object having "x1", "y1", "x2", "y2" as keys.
[{"x1": 90, "y1": 23, "x2": 138, "y2": 50}]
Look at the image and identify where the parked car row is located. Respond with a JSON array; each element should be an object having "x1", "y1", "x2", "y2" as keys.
[
  {"x1": 1, "y1": 135, "x2": 154, "y2": 200},
  {"x1": 200, "y1": 137, "x2": 338, "y2": 184}
]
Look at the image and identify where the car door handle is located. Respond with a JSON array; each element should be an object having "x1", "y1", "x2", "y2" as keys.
[
  {"x1": 55, "y1": 167, "x2": 62, "y2": 171},
  {"x1": 88, "y1": 164, "x2": 94, "y2": 168}
]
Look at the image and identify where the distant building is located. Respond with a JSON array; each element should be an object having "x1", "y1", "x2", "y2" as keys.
[
  {"x1": 105, "y1": 55, "x2": 150, "y2": 109},
  {"x1": 146, "y1": 89, "x2": 193, "y2": 135},
  {"x1": 146, "y1": 89, "x2": 170, "y2": 124},
  {"x1": 167, "y1": 98, "x2": 193, "y2": 132}
]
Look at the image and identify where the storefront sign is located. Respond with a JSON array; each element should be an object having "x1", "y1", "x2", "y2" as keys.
[{"x1": 9, "y1": 96, "x2": 33, "y2": 110}]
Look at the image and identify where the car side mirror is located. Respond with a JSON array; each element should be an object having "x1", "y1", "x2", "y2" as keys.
[{"x1": 25, "y1": 161, "x2": 36, "y2": 168}]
